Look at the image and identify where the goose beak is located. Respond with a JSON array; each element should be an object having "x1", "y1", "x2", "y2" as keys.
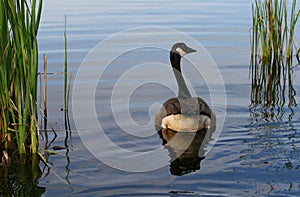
[{"x1": 185, "y1": 46, "x2": 196, "y2": 54}]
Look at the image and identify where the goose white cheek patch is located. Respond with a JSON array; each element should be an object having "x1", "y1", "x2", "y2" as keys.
[{"x1": 176, "y1": 47, "x2": 186, "y2": 57}]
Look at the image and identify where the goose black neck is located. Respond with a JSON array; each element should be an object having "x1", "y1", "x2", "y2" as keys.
[{"x1": 170, "y1": 52, "x2": 192, "y2": 99}]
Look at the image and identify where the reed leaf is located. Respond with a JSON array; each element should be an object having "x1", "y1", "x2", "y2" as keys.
[{"x1": 0, "y1": 0, "x2": 43, "y2": 155}]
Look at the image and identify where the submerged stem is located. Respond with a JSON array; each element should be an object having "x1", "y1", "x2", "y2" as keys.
[{"x1": 250, "y1": 0, "x2": 299, "y2": 107}]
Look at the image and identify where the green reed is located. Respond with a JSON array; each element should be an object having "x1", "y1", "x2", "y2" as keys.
[
  {"x1": 0, "y1": 0, "x2": 42, "y2": 154},
  {"x1": 63, "y1": 16, "x2": 71, "y2": 132},
  {"x1": 64, "y1": 16, "x2": 68, "y2": 114},
  {"x1": 250, "y1": 0, "x2": 299, "y2": 106}
]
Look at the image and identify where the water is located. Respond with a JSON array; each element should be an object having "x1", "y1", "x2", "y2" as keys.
[{"x1": 2, "y1": 0, "x2": 300, "y2": 196}]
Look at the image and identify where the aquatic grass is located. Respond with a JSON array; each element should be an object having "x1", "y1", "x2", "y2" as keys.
[
  {"x1": 250, "y1": 0, "x2": 299, "y2": 106},
  {"x1": 35, "y1": 18, "x2": 71, "y2": 172},
  {"x1": 43, "y1": 54, "x2": 47, "y2": 130},
  {"x1": 0, "y1": 0, "x2": 42, "y2": 155},
  {"x1": 63, "y1": 16, "x2": 71, "y2": 132},
  {"x1": 64, "y1": 16, "x2": 68, "y2": 115},
  {"x1": 63, "y1": 16, "x2": 72, "y2": 184}
]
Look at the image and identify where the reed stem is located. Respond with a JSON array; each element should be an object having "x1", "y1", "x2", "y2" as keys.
[
  {"x1": 0, "y1": 0, "x2": 42, "y2": 155},
  {"x1": 250, "y1": 0, "x2": 299, "y2": 107},
  {"x1": 43, "y1": 54, "x2": 47, "y2": 130}
]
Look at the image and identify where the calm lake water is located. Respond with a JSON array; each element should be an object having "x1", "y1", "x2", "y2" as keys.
[{"x1": 2, "y1": 0, "x2": 300, "y2": 196}]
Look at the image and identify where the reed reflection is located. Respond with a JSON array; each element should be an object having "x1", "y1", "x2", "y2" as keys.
[
  {"x1": 247, "y1": 59, "x2": 298, "y2": 173},
  {"x1": 0, "y1": 155, "x2": 45, "y2": 196},
  {"x1": 250, "y1": 60, "x2": 297, "y2": 122},
  {"x1": 250, "y1": 61, "x2": 297, "y2": 108}
]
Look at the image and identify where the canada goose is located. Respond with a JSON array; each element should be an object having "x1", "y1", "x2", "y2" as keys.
[{"x1": 154, "y1": 43, "x2": 214, "y2": 132}]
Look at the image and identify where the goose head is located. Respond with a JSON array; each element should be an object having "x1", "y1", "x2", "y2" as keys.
[{"x1": 171, "y1": 43, "x2": 196, "y2": 57}]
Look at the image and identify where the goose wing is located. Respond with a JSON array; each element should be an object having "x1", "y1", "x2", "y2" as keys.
[
  {"x1": 155, "y1": 97, "x2": 211, "y2": 128},
  {"x1": 163, "y1": 97, "x2": 210, "y2": 116}
]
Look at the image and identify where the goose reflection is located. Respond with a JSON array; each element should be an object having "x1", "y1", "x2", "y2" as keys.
[{"x1": 158, "y1": 127, "x2": 214, "y2": 176}]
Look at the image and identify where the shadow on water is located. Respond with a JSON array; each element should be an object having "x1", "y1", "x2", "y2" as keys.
[
  {"x1": 158, "y1": 126, "x2": 215, "y2": 176},
  {"x1": 0, "y1": 155, "x2": 45, "y2": 197}
]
